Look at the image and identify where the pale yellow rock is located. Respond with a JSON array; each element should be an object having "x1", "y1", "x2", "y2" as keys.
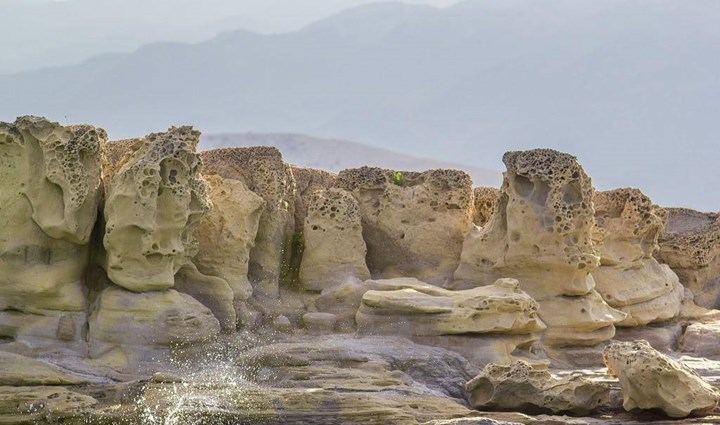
[
  {"x1": 201, "y1": 147, "x2": 296, "y2": 297},
  {"x1": 356, "y1": 278, "x2": 546, "y2": 336},
  {"x1": 335, "y1": 167, "x2": 474, "y2": 285},
  {"x1": 174, "y1": 263, "x2": 236, "y2": 330},
  {"x1": 656, "y1": 208, "x2": 720, "y2": 308},
  {"x1": 299, "y1": 188, "x2": 370, "y2": 291},
  {"x1": 604, "y1": 340, "x2": 720, "y2": 418},
  {"x1": 680, "y1": 321, "x2": 720, "y2": 358},
  {"x1": 453, "y1": 149, "x2": 624, "y2": 346},
  {"x1": 0, "y1": 352, "x2": 89, "y2": 385},
  {"x1": 592, "y1": 188, "x2": 683, "y2": 326},
  {"x1": 291, "y1": 165, "x2": 337, "y2": 232},
  {"x1": 193, "y1": 174, "x2": 264, "y2": 301},
  {"x1": 0, "y1": 310, "x2": 87, "y2": 354},
  {"x1": 539, "y1": 290, "x2": 626, "y2": 347},
  {"x1": 103, "y1": 127, "x2": 211, "y2": 292},
  {"x1": 472, "y1": 187, "x2": 500, "y2": 227},
  {"x1": 465, "y1": 360, "x2": 610, "y2": 414},
  {"x1": 0, "y1": 116, "x2": 104, "y2": 315},
  {"x1": 88, "y1": 285, "x2": 220, "y2": 348}
]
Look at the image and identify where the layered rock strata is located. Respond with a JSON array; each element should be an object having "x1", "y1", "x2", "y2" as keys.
[
  {"x1": 201, "y1": 147, "x2": 296, "y2": 297},
  {"x1": 465, "y1": 360, "x2": 610, "y2": 415},
  {"x1": 453, "y1": 149, "x2": 625, "y2": 347},
  {"x1": 656, "y1": 208, "x2": 720, "y2": 308},
  {"x1": 335, "y1": 167, "x2": 473, "y2": 285},
  {"x1": 0, "y1": 116, "x2": 105, "y2": 354},
  {"x1": 592, "y1": 189, "x2": 683, "y2": 326},
  {"x1": 355, "y1": 277, "x2": 546, "y2": 365},
  {"x1": 299, "y1": 188, "x2": 370, "y2": 291},
  {"x1": 604, "y1": 340, "x2": 720, "y2": 418}
]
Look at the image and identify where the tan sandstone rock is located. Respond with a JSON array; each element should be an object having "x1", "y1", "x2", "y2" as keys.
[
  {"x1": 473, "y1": 187, "x2": 500, "y2": 227},
  {"x1": 103, "y1": 127, "x2": 211, "y2": 292},
  {"x1": 356, "y1": 278, "x2": 545, "y2": 337},
  {"x1": 174, "y1": 263, "x2": 236, "y2": 330},
  {"x1": 0, "y1": 116, "x2": 105, "y2": 353},
  {"x1": 0, "y1": 351, "x2": 90, "y2": 386},
  {"x1": 291, "y1": 165, "x2": 337, "y2": 232},
  {"x1": 465, "y1": 360, "x2": 610, "y2": 415},
  {"x1": 299, "y1": 188, "x2": 370, "y2": 291},
  {"x1": 604, "y1": 340, "x2": 720, "y2": 417},
  {"x1": 453, "y1": 149, "x2": 624, "y2": 347},
  {"x1": 656, "y1": 208, "x2": 720, "y2": 308},
  {"x1": 193, "y1": 174, "x2": 265, "y2": 302},
  {"x1": 592, "y1": 188, "x2": 683, "y2": 326},
  {"x1": 335, "y1": 167, "x2": 473, "y2": 285},
  {"x1": 201, "y1": 147, "x2": 296, "y2": 297},
  {"x1": 680, "y1": 321, "x2": 720, "y2": 358},
  {"x1": 88, "y1": 286, "x2": 220, "y2": 369}
]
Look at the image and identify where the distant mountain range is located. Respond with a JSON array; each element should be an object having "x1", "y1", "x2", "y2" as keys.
[
  {"x1": 201, "y1": 133, "x2": 501, "y2": 186},
  {"x1": 1, "y1": 0, "x2": 718, "y2": 210}
]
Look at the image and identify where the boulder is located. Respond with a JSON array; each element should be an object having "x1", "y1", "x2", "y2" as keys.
[
  {"x1": 465, "y1": 360, "x2": 610, "y2": 415},
  {"x1": 472, "y1": 187, "x2": 500, "y2": 227},
  {"x1": 299, "y1": 188, "x2": 370, "y2": 291},
  {"x1": 592, "y1": 188, "x2": 683, "y2": 326},
  {"x1": 335, "y1": 167, "x2": 474, "y2": 285},
  {"x1": 356, "y1": 278, "x2": 545, "y2": 337},
  {"x1": 88, "y1": 285, "x2": 220, "y2": 369},
  {"x1": 453, "y1": 149, "x2": 624, "y2": 347},
  {"x1": 201, "y1": 147, "x2": 296, "y2": 297},
  {"x1": 679, "y1": 321, "x2": 720, "y2": 358},
  {"x1": 656, "y1": 208, "x2": 720, "y2": 308},
  {"x1": 193, "y1": 174, "x2": 265, "y2": 302},
  {"x1": 103, "y1": 127, "x2": 211, "y2": 292},
  {"x1": 604, "y1": 340, "x2": 720, "y2": 417}
]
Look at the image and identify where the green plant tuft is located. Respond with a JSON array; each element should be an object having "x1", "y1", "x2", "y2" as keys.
[{"x1": 392, "y1": 171, "x2": 405, "y2": 186}]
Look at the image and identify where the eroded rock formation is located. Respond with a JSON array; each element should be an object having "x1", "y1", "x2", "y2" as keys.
[
  {"x1": 193, "y1": 174, "x2": 264, "y2": 304},
  {"x1": 453, "y1": 149, "x2": 625, "y2": 347},
  {"x1": 465, "y1": 360, "x2": 610, "y2": 415},
  {"x1": 656, "y1": 208, "x2": 720, "y2": 308},
  {"x1": 103, "y1": 126, "x2": 211, "y2": 292},
  {"x1": 592, "y1": 189, "x2": 683, "y2": 326},
  {"x1": 335, "y1": 167, "x2": 473, "y2": 285},
  {"x1": 604, "y1": 340, "x2": 720, "y2": 418},
  {"x1": 472, "y1": 187, "x2": 500, "y2": 227},
  {"x1": 0, "y1": 116, "x2": 105, "y2": 354},
  {"x1": 201, "y1": 147, "x2": 296, "y2": 297},
  {"x1": 299, "y1": 188, "x2": 370, "y2": 291}
]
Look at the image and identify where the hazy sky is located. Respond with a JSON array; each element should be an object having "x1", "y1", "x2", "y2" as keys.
[{"x1": 0, "y1": 0, "x2": 461, "y2": 74}]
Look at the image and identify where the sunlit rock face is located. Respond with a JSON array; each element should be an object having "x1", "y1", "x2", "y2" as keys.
[
  {"x1": 193, "y1": 174, "x2": 264, "y2": 303},
  {"x1": 335, "y1": 167, "x2": 474, "y2": 285},
  {"x1": 0, "y1": 116, "x2": 104, "y2": 352},
  {"x1": 453, "y1": 149, "x2": 624, "y2": 347},
  {"x1": 299, "y1": 188, "x2": 370, "y2": 291},
  {"x1": 200, "y1": 147, "x2": 296, "y2": 298},
  {"x1": 604, "y1": 340, "x2": 720, "y2": 418},
  {"x1": 103, "y1": 127, "x2": 211, "y2": 292},
  {"x1": 592, "y1": 188, "x2": 683, "y2": 326},
  {"x1": 472, "y1": 187, "x2": 500, "y2": 227},
  {"x1": 656, "y1": 208, "x2": 720, "y2": 308}
]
